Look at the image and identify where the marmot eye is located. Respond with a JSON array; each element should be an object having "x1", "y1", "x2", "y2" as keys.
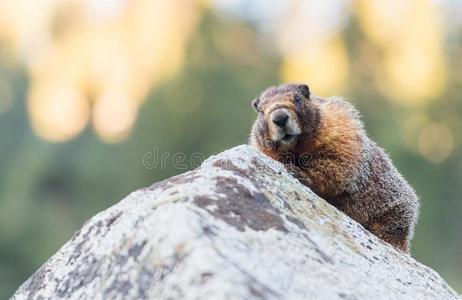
[{"x1": 294, "y1": 95, "x2": 302, "y2": 103}]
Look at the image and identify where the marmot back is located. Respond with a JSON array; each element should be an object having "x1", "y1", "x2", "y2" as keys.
[{"x1": 250, "y1": 83, "x2": 419, "y2": 253}]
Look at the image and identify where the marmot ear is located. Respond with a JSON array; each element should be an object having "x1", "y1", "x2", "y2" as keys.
[
  {"x1": 252, "y1": 97, "x2": 260, "y2": 112},
  {"x1": 298, "y1": 84, "x2": 310, "y2": 98}
]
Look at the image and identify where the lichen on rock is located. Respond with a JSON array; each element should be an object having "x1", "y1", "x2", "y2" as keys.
[{"x1": 11, "y1": 145, "x2": 460, "y2": 300}]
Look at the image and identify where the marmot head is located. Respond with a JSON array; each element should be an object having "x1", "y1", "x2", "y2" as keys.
[{"x1": 251, "y1": 83, "x2": 321, "y2": 152}]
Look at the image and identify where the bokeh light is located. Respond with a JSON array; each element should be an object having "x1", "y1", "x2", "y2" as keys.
[
  {"x1": 0, "y1": 0, "x2": 203, "y2": 143},
  {"x1": 28, "y1": 83, "x2": 89, "y2": 142},
  {"x1": 92, "y1": 90, "x2": 138, "y2": 143},
  {"x1": 418, "y1": 122, "x2": 454, "y2": 163},
  {"x1": 356, "y1": 0, "x2": 446, "y2": 104},
  {"x1": 281, "y1": 37, "x2": 349, "y2": 95}
]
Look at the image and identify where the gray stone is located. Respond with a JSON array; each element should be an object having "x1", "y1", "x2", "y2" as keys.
[{"x1": 11, "y1": 145, "x2": 460, "y2": 300}]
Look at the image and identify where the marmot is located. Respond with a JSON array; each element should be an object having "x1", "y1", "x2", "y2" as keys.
[{"x1": 250, "y1": 83, "x2": 419, "y2": 253}]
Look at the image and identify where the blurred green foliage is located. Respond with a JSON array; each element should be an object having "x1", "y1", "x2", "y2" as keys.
[{"x1": 0, "y1": 9, "x2": 461, "y2": 299}]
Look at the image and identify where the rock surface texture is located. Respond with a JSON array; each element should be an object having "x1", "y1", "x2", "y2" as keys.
[{"x1": 12, "y1": 145, "x2": 460, "y2": 300}]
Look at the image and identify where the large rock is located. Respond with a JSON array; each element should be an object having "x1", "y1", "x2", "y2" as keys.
[{"x1": 11, "y1": 145, "x2": 460, "y2": 300}]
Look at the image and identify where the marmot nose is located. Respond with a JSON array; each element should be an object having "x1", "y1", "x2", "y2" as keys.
[{"x1": 272, "y1": 111, "x2": 289, "y2": 127}]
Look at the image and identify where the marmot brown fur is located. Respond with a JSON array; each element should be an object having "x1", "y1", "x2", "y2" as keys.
[{"x1": 250, "y1": 83, "x2": 419, "y2": 253}]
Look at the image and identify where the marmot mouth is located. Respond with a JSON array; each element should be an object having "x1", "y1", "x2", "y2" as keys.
[{"x1": 280, "y1": 133, "x2": 297, "y2": 144}]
